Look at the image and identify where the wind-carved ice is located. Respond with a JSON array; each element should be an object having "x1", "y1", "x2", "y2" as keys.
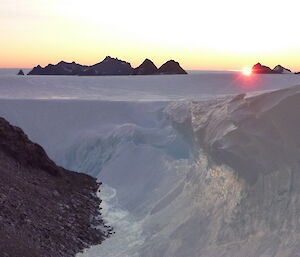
[
  {"x1": 63, "y1": 85, "x2": 300, "y2": 256},
  {"x1": 70, "y1": 97, "x2": 247, "y2": 257}
]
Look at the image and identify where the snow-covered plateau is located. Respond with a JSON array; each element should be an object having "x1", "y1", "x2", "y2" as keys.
[{"x1": 1, "y1": 71, "x2": 300, "y2": 256}]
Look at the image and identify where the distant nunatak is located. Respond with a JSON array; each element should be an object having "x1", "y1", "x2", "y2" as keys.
[
  {"x1": 27, "y1": 57, "x2": 187, "y2": 76},
  {"x1": 252, "y1": 63, "x2": 292, "y2": 74}
]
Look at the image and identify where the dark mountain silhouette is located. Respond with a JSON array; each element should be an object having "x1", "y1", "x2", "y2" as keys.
[
  {"x1": 252, "y1": 63, "x2": 275, "y2": 74},
  {"x1": 28, "y1": 61, "x2": 87, "y2": 75},
  {"x1": 252, "y1": 63, "x2": 292, "y2": 74},
  {"x1": 28, "y1": 65, "x2": 43, "y2": 75},
  {"x1": 79, "y1": 56, "x2": 133, "y2": 76},
  {"x1": 0, "y1": 117, "x2": 109, "y2": 257},
  {"x1": 17, "y1": 69, "x2": 25, "y2": 75},
  {"x1": 157, "y1": 60, "x2": 187, "y2": 74},
  {"x1": 131, "y1": 59, "x2": 158, "y2": 75},
  {"x1": 27, "y1": 57, "x2": 187, "y2": 76},
  {"x1": 273, "y1": 65, "x2": 291, "y2": 73}
]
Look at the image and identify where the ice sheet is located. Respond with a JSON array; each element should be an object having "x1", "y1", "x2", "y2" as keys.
[{"x1": 1, "y1": 73, "x2": 300, "y2": 256}]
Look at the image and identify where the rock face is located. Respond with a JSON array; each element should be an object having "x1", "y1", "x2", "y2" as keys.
[
  {"x1": 27, "y1": 57, "x2": 187, "y2": 76},
  {"x1": 131, "y1": 59, "x2": 158, "y2": 75},
  {"x1": 0, "y1": 117, "x2": 108, "y2": 257},
  {"x1": 17, "y1": 69, "x2": 25, "y2": 75},
  {"x1": 252, "y1": 63, "x2": 292, "y2": 74},
  {"x1": 157, "y1": 60, "x2": 187, "y2": 75}
]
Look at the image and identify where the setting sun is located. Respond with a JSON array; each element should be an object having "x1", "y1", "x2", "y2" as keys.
[{"x1": 242, "y1": 67, "x2": 252, "y2": 76}]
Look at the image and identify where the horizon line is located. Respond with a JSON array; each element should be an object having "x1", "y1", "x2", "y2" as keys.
[{"x1": 0, "y1": 66, "x2": 241, "y2": 72}]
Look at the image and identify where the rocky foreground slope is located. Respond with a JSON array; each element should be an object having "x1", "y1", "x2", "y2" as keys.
[{"x1": 0, "y1": 117, "x2": 108, "y2": 257}]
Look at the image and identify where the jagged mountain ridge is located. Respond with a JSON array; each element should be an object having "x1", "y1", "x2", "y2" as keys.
[
  {"x1": 79, "y1": 56, "x2": 132, "y2": 76},
  {"x1": 252, "y1": 62, "x2": 292, "y2": 74},
  {"x1": 0, "y1": 117, "x2": 108, "y2": 257},
  {"x1": 28, "y1": 61, "x2": 88, "y2": 75},
  {"x1": 27, "y1": 57, "x2": 187, "y2": 76}
]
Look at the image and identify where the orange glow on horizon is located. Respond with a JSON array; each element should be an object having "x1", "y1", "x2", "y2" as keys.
[{"x1": 2, "y1": 1, "x2": 300, "y2": 70}]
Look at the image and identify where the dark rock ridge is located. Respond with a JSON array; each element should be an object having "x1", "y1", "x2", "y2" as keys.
[
  {"x1": 28, "y1": 61, "x2": 88, "y2": 76},
  {"x1": 0, "y1": 117, "x2": 109, "y2": 257},
  {"x1": 79, "y1": 56, "x2": 132, "y2": 76},
  {"x1": 131, "y1": 58, "x2": 158, "y2": 75},
  {"x1": 252, "y1": 63, "x2": 292, "y2": 74},
  {"x1": 17, "y1": 69, "x2": 25, "y2": 75},
  {"x1": 252, "y1": 63, "x2": 275, "y2": 74},
  {"x1": 28, "y1": 57, "x2": 187, "y2": 76},
  {"x1": 157, "y1": 60, "x2": 187, "y2": 75},
  {"x1": 131, "y1": 59, "x2": 187, "y2": 75},
  {"x1": 273, "y1": 64, "x2": 291, "y2": 73}
]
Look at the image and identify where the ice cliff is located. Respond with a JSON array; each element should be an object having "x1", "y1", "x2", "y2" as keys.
[{"x1": 161, "y1": 84, "x2": 300, "y2": 256}]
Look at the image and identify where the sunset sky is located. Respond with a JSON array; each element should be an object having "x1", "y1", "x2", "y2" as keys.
[{"x1": 2, "y1": 0, "x2": 300, "y2": 70}]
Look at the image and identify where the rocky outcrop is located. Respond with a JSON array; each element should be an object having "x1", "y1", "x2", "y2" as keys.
[
  {"x1": 0, "y1": 117, "x2": 109, "y2": 257},
  {"x1": 131, "y1": 59, "x2": 158, "y2": 75},
  {"x1": 17, "y1": 69, "x2": 25, "y2": 75},
  {"x1": 157, "y1": 60, "x2": 187, "y2": 75},
  {"x1": 28, "y1": 57, "x2": 187, "y2": 76}
]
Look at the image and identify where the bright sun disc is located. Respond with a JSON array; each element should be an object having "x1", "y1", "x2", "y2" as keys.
[{"x1": 242, "y1": 67, "x2": 252, "y2": 76}]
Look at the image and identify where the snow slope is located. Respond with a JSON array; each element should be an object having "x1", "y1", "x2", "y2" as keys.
[{"x1": 1, "y1": 73, "x2": 300, "y2": 256}]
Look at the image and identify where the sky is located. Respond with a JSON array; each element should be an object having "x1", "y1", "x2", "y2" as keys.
[{"x1": 2, "y1": 0, "x2": 300, "y2": 70}]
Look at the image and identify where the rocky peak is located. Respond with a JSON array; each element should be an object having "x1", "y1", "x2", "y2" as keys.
[
  {"x1": 252, "y1": 63, "x2": 275, "y2": 74},
  {"x1": 83, "y1": 56, "x2": 133, "y2": 75},
  {"x1": 131, "y1": 58, "x2": 158, "y2": 75},
  {"x1": 273, "y1": 65, "x2": 291, "y2": 73},
  {"x1": 57, "y1": 61, "x2": 68, "y2": 65},
  {"x1": 17, "y1": 69, "x2": 24, "y2": 75},
  {"x1": 157, "y1": 60, "x2": 187, "y2": 74},
  {"x1": 103, "y1": 56, "x2": 112, "y2": 62}
]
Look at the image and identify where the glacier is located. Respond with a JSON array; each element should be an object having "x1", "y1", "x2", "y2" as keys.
[{"x1": 1, "y1": 72, "x2": 300, "y2": 256}]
